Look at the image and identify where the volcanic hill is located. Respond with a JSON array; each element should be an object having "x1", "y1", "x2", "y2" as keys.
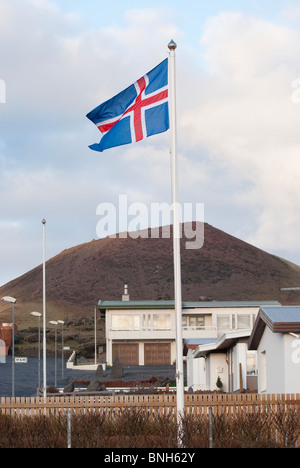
[{"x1": 1, "y1": 222, "x2": 300, "y2": 329}]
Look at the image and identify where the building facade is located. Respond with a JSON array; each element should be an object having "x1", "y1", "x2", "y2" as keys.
[
  {"x1": 187, "y1": 330, "x2": 256, "y2": 392},
  {"x1": 248, "y1": 305, "x2": 300, "y2": 393},
  {"x1": 99, "y1": 292, "x2": 279, "y2": 366}
]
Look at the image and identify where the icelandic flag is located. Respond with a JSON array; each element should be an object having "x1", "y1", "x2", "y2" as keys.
[{"x1": 86, "y1": 59, "x2": 169, "y2": 152}]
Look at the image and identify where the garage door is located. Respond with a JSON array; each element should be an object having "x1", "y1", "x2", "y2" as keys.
[
  {"x1": 112, "y1": 343, "x2": 139, "y2": 365},
  {"x1": 144, "y1": 343, "x2": 171, "y2": 366}
]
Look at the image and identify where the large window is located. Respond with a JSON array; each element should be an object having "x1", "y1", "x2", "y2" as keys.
[
  {"x1": 153, "y1": 314, "x2": 171, "y2": 330},
  {"x1": 182, "y1": 315, "x2": 205, "y2": 329},
  {"x1": 111, "y1": 313, "x2": 171, "y2": 331},
  {"x1": 217, "y1": 315, "x2": 230, "y2": 330},
  {"x1": 216, "y1": 314, "x2": 252, "y2": 332},
  {"x1": 111, "y1": 315, "x2": 140, "y2": 330},
  {"x1": 237, "y1": 315, "x2": 251, "y2": 329}
]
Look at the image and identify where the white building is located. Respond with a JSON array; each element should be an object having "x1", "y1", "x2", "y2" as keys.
[
  {"x1": 187, "y1": 330, "x2": 256, "y2": 392},
  {"x1": 248, "y1": 306, "x2": 300, "y2": 394},
  {"x1": 99, "y1": 288, "x2": 279, "y2": 367}
]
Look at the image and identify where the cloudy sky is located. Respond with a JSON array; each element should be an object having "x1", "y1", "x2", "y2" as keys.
[{"x1": 1, "y1": 0, "x2": 300, "y2": 286}]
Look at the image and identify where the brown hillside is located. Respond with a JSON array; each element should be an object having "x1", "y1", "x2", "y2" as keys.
[{"x1": 1, "y1": 222, "x2": 300, "y2": 328}]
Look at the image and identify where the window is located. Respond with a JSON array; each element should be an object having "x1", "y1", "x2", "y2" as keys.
[
  {"x1": 111, "y1": 315, "x2": 140, "y2": 330},
  {"x1": 141, "y1": 314, "x2": 150, "y2": 329},
  {"x1": 237, "y1": 315, "x2": 251, "y2": 329},
  {"x1": 182, "y1": 315, "x2": 205, "y2": 329},
  {"x1": 112, "y1": 315, "x2": 132, "y2": 329},
  {"x1": 133, "y1": 315, "x2": 141, "y2": 330},
  {"x1": 247, "y1": 351, "x2": 257, "y2": 375},
  {"x1": 217, "y1": 315, "x2": 230, "y2": 330},
  {"x1": 153, "y1": 314, "x2": 171, "y2": 330}
]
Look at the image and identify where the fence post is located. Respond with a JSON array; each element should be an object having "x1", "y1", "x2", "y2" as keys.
[
  {"x1": 67, "y1": 410, "x2": 72, "y2": 449},
  {"x1": 209, "y1": 406, "x2": 213, "y2": 448}
]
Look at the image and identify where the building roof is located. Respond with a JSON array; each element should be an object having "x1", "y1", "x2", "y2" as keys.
[
  {"x1": 183, "y1": 338, "x2": 217, "y2": 356},
  {"x1": 184, "y1": 338, "x2": 217, "y2": 349},
  {"x1": 193, "y1": 329, "x2": 251, "y2": 358},
  {"x1": 98, "y1": 300, "x2": 280, "y2": 311},
  {"x1": 248, "y1": 306, "x2": 300, "y2": 350}
]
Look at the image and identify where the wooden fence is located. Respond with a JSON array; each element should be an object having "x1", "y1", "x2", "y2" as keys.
[{"x1": 0, "y1": 393, "x2": 299, "y2": 418}]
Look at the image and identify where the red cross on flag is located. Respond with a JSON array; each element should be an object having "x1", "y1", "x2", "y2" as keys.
[{"x1": 87, "y1": 59, "x2": 169, "y2": 152}]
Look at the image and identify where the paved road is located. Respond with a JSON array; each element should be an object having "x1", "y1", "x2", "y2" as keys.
[
  {"x1": 0, "y1": 358, "x2": 181, "y2": 397},
  {"x1": 0, "y1": 356, "x2": 95, "y2": 397}
]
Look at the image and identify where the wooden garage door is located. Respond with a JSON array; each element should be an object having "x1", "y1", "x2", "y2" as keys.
[
  {"x1": 144, "y1": 343, "x2": 171, "y2": 366},
  {"x1": 112, "y1": 343, "x2": 139, "y2": 365}
]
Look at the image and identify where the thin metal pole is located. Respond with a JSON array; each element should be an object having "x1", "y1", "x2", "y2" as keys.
[
  {"x1": 54, "y1": 325, "x2": 57, "y2": 388},
  {"x1": 94, "y1": 306, "x2": 97, "y2": 365},
  {"x1": 168, "y1": 40, "x2": 184, "y2": 426},
  {"x1": 12, "y1": 303, "x2": 15, "y2": 398},
  {"x1": 209, "y1": 407, "x2": 213, "y2": 448},
  {"x1": 67, "y1": 410, "x2": 72, "y2": 449},
  {"x1": 42, "y1": 219, "x2": 47, "y2": 401},
  {"x1": 61, "y1": 323, "x2": 64, "y2": 380},
  {"x1": 38, "y1": 315, "x2": 41, "y2": 390}
]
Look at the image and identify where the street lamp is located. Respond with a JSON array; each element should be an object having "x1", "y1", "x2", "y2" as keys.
[
  {"x1": 49, "y1": 321, "x2": 58, "y2": 388},
  {"x1": 1, "y1": 296, "x2": 17, "y2": 397},
  {"x1": 30, "y1": 312, "x2": 42, "y2": 391},
  {"x1": 42, "y1": 218, "x2": 47, "y2": 400},
  {"x1": 57, "y1": 320, "x2": 65, "y2": 380}
]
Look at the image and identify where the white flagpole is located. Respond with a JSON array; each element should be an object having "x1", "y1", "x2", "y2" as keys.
[
  {"x1": 168, "y1": 40, "x2": 185, "y2": 426},
  {"x1": 42, "y1": 218, "x2": 47, "y2": 401}
]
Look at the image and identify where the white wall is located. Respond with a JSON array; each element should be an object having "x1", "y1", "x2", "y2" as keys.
[
  {"x1": 232, "y1": 343, "x2": 248, "y2": 392},
  {"x1": 283, "y1": 334, "x2": 300, "y2": 393},
  {"x1": 188, "y1": 341, "x2": 249, "y2": 392},
  {"x1": 256, "y1": 328, "x2": 300, "y2": 394},
  {"x1": 187, "y1": 349, "x2": 206, "y2": 391},
  {"x1": 207, "y1": 354, "x2": 228, "y2": 391},
  {"x1": 257, "y1": 327, "x2": 284, "y2": 393}
]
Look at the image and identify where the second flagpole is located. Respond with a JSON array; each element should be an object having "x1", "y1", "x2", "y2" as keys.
[{"x1": 168, "y1": 40, "x2": 185, "y2": 427}]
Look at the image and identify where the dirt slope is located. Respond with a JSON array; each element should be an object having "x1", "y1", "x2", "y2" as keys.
[{"x1": 0, "y1": 222, "x2": 299, "y2": 328}]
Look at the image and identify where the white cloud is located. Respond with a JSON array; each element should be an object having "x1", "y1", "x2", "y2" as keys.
[
  {"x1": 1, "y1": 1, "x2": 300, "y2": 285},
  {"x1": 177, "y1": 12, "x2": 300, "y2": 259}
]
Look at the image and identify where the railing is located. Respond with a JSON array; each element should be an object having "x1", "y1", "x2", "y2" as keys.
[
  {"x1": 110, "y1": 326, "x2": 218, "y2": 332},
  {"x1": 110, "y1": 327, "x2": 175, "y2": 331},
  {"x1": 0, "y1": 393, "x2": 299, "y2": 418}
]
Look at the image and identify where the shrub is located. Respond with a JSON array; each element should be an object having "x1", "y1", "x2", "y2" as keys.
[{"x1": 0, "y1": 407, "x2": 299, "y2": 448}]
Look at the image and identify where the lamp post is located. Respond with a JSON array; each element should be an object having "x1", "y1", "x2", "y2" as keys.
[
  {"x1": 1, "y1": 296, "x2": 17, "y2": 397},
  {"x1": 49, "y1": 320, "x2": 58, "y2": 388},
  {"x1": 30, "y1": 312, "x2": 42, "y2": 391},
  {"x1": 42, "y1": 218, "x2": 47, "y2": 400},
  {"x1": 57, "y1": 320, "x2": 65, "y2": 380}
]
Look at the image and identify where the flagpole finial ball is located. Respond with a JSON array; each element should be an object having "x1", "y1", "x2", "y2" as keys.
[
  {"x1": 168, "y1": 40, "x2": 177, "y2": 51},
  {"x1": 41, "y1": 219, "x2": 46, "y2": 225}
]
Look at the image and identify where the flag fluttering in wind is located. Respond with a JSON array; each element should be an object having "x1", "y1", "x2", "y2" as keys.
[
  {"x1": 86, "y1": 41, "x2": 185, "y2": 435},
  {"x1": 87, "y1": 58, "x2": 169, "y2": 152}
]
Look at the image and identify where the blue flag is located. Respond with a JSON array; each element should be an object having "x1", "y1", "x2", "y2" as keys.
[{"x1": 87, "y1": 59, "x2": 169, "y2": 152}]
